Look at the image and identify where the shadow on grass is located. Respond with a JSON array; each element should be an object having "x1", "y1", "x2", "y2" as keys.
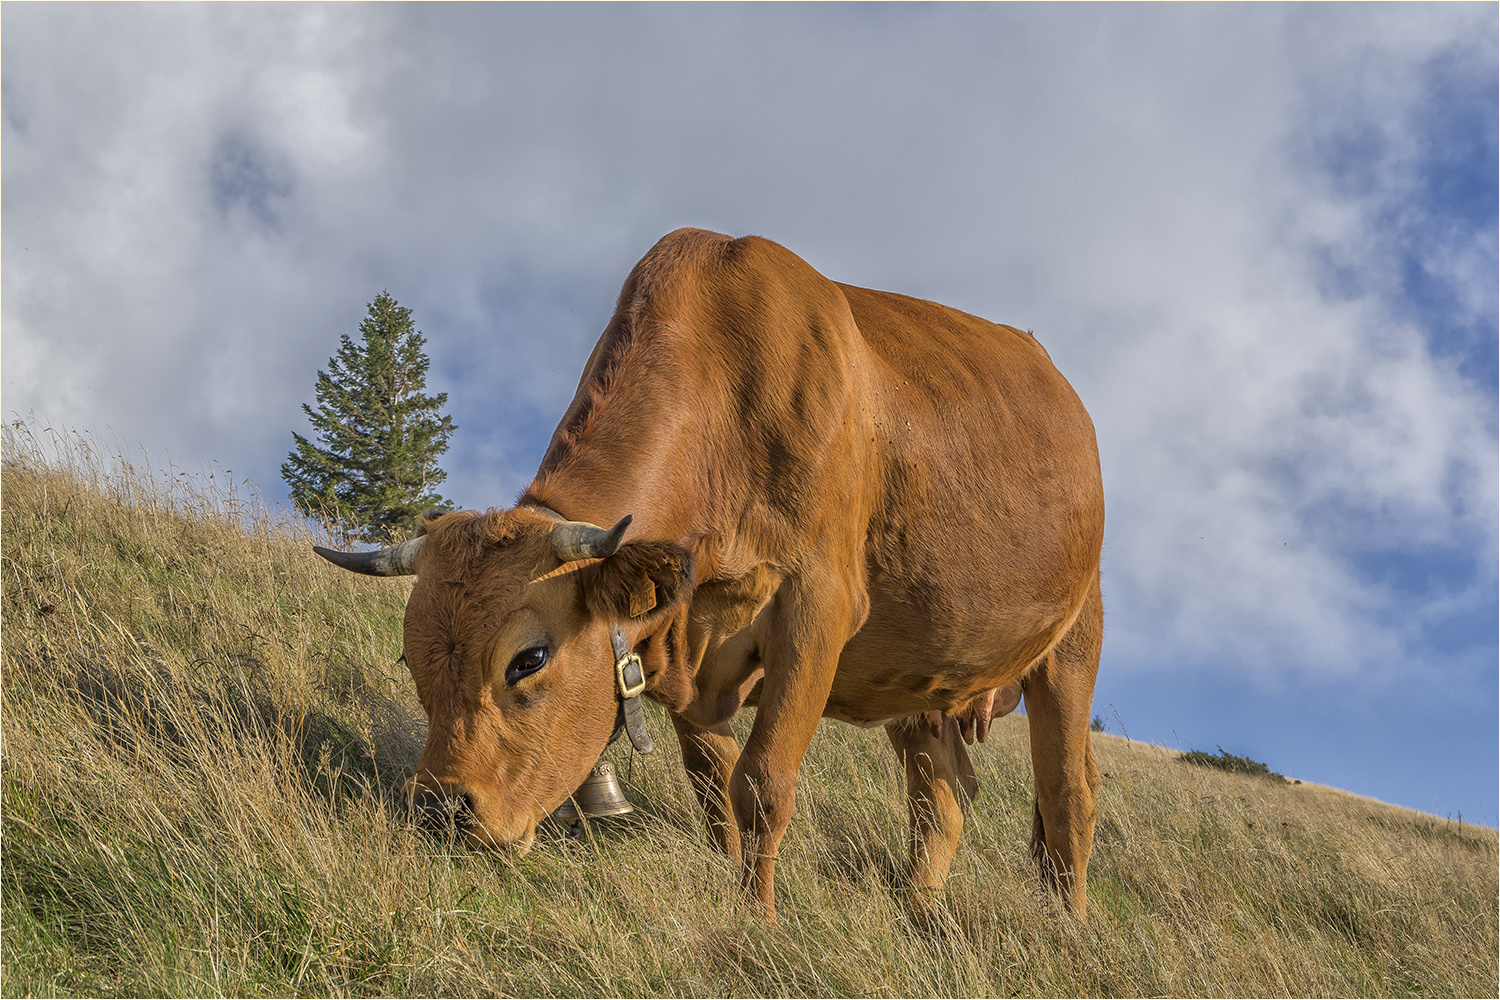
[{"x1": 12, "y1": 641, "x2": 422, "y2": 809}]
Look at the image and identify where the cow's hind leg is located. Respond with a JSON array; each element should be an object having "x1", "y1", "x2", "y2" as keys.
[
  {"x1": 1024, "y1": 572, "x2": 1103, "y2": 917},
  {"x1": 670, "y1": 713, "x2": 743, "y2": 864},
  {"x1": 885, "y1": 714, "x2": 979, "y2": 910}
]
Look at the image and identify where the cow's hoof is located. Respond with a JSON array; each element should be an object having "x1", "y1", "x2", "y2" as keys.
[{"x1": 901, "y1": 887, "x2": 951, "y2": 934}]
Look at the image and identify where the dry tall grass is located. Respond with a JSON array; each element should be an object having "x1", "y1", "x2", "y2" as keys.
[{"x1": 3, "y1": 423, "x2": 1495, "y2": 997}]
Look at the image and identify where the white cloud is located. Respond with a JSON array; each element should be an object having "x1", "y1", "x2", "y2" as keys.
[{"x1": 2, "y1": 4, "x2": 1493, "y2": 691}]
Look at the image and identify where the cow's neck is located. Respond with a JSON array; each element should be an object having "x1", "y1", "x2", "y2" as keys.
[
  {"x1": 519, "y1": 414, "x2": 705, "y2": 545},
  {"x1": 519, "y1": 472, "x2": 682, "y2": 544}
]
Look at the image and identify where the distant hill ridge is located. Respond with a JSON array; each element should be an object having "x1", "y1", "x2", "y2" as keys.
[{"x1": 3, "y1": 425, "x2": 1495, "y2": 997}]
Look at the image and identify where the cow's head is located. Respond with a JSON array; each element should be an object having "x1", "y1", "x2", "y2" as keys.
[{"x1": 315, "y1": 507, "x2": 692, "y2": 850}]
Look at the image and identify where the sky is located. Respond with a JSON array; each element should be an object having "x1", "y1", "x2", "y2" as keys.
[{"x1": 4, "y1": 4, "x2": 1495, "y2": 824}]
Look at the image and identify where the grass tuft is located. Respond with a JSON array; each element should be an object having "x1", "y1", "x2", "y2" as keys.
[{"x1": 1179, "y1": 747, "x2": 1283, "y2": 780}]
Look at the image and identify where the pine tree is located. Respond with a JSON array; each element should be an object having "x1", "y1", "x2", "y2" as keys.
[{"x1": 282, "y1": 292, "x2": 458, "y2": 542}]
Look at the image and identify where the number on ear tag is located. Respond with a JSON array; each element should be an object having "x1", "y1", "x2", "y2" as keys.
[{"x1": 629, "y1": 578, "x2": 658, "y2": 617}]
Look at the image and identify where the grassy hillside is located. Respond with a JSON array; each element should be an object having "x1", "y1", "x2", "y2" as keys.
[{"x1": 3, "y1": 427, "x2": 1496, "y2": 998}]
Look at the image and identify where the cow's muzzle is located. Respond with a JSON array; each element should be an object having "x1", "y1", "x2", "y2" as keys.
[{"x1": 408, "y1": 787, "x2": 474, "y2": 835}]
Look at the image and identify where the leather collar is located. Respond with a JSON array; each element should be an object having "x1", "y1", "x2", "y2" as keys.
[{"x1": 609, "y1": 624, "x2": 654, "y2": 754}]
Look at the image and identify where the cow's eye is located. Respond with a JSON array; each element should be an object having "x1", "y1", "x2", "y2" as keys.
[{"x1": 504, "y1": 645, "x2": 549, "y2": 685}]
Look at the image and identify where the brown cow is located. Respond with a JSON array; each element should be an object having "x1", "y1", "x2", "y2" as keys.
[{"x1": 316, "y1": 228, "x2": 1105, "y2": 922}]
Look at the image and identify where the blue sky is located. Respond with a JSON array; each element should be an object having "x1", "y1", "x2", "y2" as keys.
[{"x1": 4, "y1": 4, "x2": 1495, "y2": 824}]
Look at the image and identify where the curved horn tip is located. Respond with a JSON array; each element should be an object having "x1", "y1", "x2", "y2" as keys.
[
  {"x1": 313, "y1": 536, "x2": 424, "y2": 576},
  {"x1": 551, "y1": 513, "x2": 634, "y2": 562},
  {"x1": 604, "y1": 514, "x2": 633, "y2": 546}
]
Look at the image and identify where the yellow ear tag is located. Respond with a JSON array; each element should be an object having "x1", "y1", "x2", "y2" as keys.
[{"x1": 629, "y1": 578, "x2": 658, "y2": 618}]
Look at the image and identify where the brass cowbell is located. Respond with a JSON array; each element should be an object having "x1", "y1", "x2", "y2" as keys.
[{"x1": 551, "y1": 760, "x2": 634, "y2": 821}]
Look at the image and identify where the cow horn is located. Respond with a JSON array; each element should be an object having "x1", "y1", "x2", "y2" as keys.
[
  {"x1": 313, "y1": 536, "x2": 424, "y2": 576},
  {"x1": 551, "y1": 515, "x2": 632, "y2": 562}
]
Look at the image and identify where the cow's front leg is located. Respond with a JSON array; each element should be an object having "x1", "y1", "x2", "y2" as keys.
[
  {"x1": 670, "y1": 712, "x2": 742, "y2": 863},
  {"x1": 728, "y1": 571, "x2": 857, "y2": 923},
  {"x1": 885, "y1": 714, "x2": 979, "y2": 910}
]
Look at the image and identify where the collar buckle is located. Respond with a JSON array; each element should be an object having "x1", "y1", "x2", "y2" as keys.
[{"x1": 615, "y1": 650, "x2": 647, "y2": 700}]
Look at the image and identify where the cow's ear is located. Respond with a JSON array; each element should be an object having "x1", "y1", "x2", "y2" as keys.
[{"x1": 578, "y1": 540, "x2": 694, "y2": 623}]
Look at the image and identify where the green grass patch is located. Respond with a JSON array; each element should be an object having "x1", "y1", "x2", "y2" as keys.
[{"x1": 1180, "y1": 745, "x2": 1284, "y2": 779}]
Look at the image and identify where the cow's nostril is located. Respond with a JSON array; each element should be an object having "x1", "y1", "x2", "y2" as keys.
[
  {"x1": 408, "y1": 789, "x2": 473, "y2": 833},
  {"x1": 407, "y1": 788, "x2": 441, "y2": 825}
]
